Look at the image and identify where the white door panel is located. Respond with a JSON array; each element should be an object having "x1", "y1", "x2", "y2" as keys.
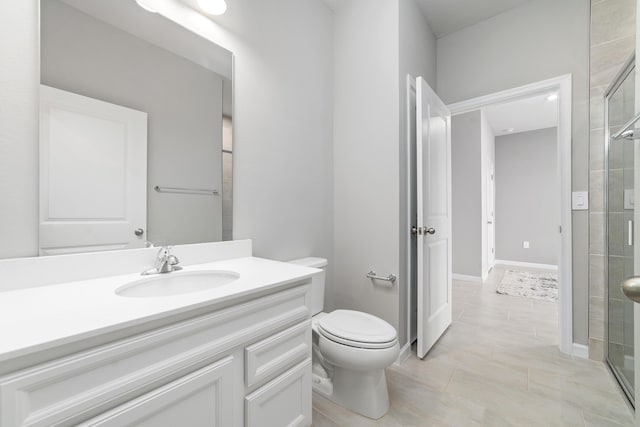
[
  {"x1": 416, "y1": 77, "x2": 452, "y2": 359},
  {"x1": 39, "y1": 85, "x2": 147, "y2": 255}
]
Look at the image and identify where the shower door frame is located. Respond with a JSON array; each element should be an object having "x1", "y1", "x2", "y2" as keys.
[{"x1": 604, "y1": 53, "x2": 636, "y2": 407}]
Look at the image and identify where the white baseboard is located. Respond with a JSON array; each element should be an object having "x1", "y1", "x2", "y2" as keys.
[
  {"x1": 395, "y1": 343, "x2": 411, "y2": 365},
  {"x1": 495, "y1": 259, "x2": 558, "y2": 271},
  {"x1": 452, "y1": 273, "x2": 482, "y2": 283},
  {"x1": 572, "y1": 343, "x2": 589, "y2": 359}
]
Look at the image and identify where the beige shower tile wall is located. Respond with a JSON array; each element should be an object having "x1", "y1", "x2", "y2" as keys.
[{"x1": 588, "y1": 0, "x2": 635, "y2": 361}]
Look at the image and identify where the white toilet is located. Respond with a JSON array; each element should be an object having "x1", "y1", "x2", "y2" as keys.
[{"x1": 289, "y1": 257, "x2": 400, "y2": 420}]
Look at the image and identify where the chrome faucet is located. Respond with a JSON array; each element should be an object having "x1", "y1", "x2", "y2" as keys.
[{"x1": 141, "y1": 246, "x2": 182, "y2": 275}]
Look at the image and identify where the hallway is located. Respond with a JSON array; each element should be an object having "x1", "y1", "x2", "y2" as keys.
[{"x1": 313, "y1": 266, "x2": 634, "y2": 426}]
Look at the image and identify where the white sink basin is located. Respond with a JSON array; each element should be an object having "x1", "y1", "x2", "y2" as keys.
[{"x1": 116, "y1": 270, "x2": 240, "y2": 298}]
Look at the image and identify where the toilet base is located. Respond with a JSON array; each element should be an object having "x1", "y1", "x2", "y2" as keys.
[{"x1": 315, "y1": 366, "x2": 390, "y2": 420}]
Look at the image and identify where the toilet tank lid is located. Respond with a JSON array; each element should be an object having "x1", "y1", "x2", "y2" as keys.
[{"x1": 288, "y1": 257, "x2": 327, "y2": 268}]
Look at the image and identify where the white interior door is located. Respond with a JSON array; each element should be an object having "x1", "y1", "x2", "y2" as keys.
[
  {"x1": 39, "y1": 85, "x2": 148, "y2": 255},
  {"x1": 416, "y1": 77, "x2": 452, "y2": 359},
  {"x1": 487, "y1": 163, "x2": 496, "y2": 269}
]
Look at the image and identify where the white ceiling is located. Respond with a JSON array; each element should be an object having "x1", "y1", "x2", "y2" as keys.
[
  {"x1": 323, "y1": 0, "x2": 514, "y2": 38},
  {"x1": 321, "y1": 0, "x2": 346, "y2": 11},
  {"x1": 417, "y1": 0, "x2": 532, "y2": 37},
  {"x1": 321, "y1": 0, "x2": 531, "y2": 37},
  {"x1": 482, "y1": 93, "x2": 558, "y2": 137}
]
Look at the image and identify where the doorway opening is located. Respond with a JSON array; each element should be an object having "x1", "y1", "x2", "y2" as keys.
[{"x1": 406, "y1": 75, "x2": 573, "y2": 355}]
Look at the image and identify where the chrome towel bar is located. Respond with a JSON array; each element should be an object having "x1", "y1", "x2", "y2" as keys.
[
  {"x1": 366, "y1": 270, "x2": 396, "y2": 283},
  {"x1": 154, "y1": 185, "x2": 219, "y2": 195}
]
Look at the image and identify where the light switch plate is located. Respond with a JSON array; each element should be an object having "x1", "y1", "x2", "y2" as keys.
[
  {"x1": 624, "y1": 189, "x2": 635, "y2": 210},
  {"x1": 572, "y1": 191, "x2": 588, "y2": 210}
]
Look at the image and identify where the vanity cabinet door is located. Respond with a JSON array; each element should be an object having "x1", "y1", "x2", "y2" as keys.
[
  {"x1": 78, "y1": 356, "x2": 234, "y2": 427},
  {"x1": 245, "y1": 359, "x2": 311, "y2": 427}
]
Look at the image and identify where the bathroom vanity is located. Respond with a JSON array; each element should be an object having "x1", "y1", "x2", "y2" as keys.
[{"x1": 0, "y1": 241, "x2": 316, "y2": 427}]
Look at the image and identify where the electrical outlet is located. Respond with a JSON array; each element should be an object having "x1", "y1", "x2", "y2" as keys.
[{"x1": 523, "y1": 241, "x2": 530, "y2": 249}]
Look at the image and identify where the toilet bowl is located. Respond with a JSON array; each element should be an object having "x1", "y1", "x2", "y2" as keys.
[{"x1": 288, "y1": 258, "x2": 399, "y2": 420}]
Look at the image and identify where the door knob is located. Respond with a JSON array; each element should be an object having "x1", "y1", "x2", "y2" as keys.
[
  {"x1": 622, "y1": 276, "x2": 640, "y2": 303},
  {"x1": 134, "y1": 228, "x2": 144, "y2": 237},
  {"x1": 411, "y1": 226, "x2": 418, "y2": 235},
  {"x1": 426, "y1": 228, "x2": 436, "y2": 235}
]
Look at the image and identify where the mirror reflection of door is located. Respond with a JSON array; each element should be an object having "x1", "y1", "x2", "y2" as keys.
[
  {"x1": 39, "y1": 85, "x2": 148, "y2": 255},
  {"x1": 38, "y1": 0, "x2": 233, "y2": 253}
]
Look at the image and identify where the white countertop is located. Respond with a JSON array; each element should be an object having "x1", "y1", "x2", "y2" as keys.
[{"x1": 0, "y1": 257, "x2": 318, "y2": 365}]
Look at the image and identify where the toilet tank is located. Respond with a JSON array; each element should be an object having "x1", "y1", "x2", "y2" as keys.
[{"x1": 288, "y1": 257, "x2": 327, "y2": 316}]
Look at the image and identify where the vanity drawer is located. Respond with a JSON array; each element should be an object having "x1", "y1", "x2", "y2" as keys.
[
  {"x1": 245, "y1": 320, "x2": 311, "y2": 387},
  {"x1": 77, "y1": 356, "x2": 234, "y2": 427},
  {"x1": 245, "y1": 359, "x2": 312, "y2": 427},
  {"x1": 0, "y1": 285, "x2": 310, "y2": 427}
]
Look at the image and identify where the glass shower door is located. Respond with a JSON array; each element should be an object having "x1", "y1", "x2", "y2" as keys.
[{"x1": 605, "y1": 56, "x2": 636, "y2": 404}]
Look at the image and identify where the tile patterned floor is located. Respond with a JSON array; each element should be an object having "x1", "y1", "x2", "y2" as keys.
[{"x1": 312, "y1": 266, "x2": 635, "y2": 426}]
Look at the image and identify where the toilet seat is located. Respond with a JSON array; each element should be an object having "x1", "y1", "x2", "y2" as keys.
[{"x1": 317, "y1": 310, "x2": 398, "y2": 349}]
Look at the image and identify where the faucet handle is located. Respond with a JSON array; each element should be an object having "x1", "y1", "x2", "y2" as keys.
[
  {"x1": 168, "y1": 254, "x2": 180, "y2": 266},
  {"x1": 156, "y1": 246, "x2": 172, "y2": 258}
]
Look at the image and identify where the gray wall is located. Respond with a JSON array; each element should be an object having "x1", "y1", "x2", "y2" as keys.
[
  {"x1": 0, "y1": 0, "x2": 39, "y2": 259},
  {"x1": 222, "y1": 0, "x2": 334, "y2": 265},
  {"x1": 451, "y1": 110, "x2": 496, "y2": 279},
  {"x1": 451, "y1": 111, "x2": 482, "y2": 277},
  {"x1": 0, "y1": 0, "x2": 334, "y2": 268},
  {"x1": 437, "y1": 0, "x2": 589, "y2": 344},
  {"x1": 332, "y1": 0, "x2": 401, "y2": 339},
  {"x1": 495, "y1": 128, "x2": 558, "y2": 266},
  {"x1": 331, "y1": 0, "x2": 436, "y2": 348},
  {"x1": 41, "y1": 0, "x2": 224, "y2": 246}
]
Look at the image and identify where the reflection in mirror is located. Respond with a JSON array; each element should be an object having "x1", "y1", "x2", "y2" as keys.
[{"x1": 38, "y1": 0, "x2": 233, "y2": 256}]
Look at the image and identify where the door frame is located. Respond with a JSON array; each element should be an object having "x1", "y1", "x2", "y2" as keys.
[
  {"x1": 487, "y1": 161, "x2": 496, "y2": 271},
  {"x1": 405, "y1": 74, "x2": 573, "y2": 355},
  {"x1": 406, "y1": 76, "x2": 419, "y2": 350}
]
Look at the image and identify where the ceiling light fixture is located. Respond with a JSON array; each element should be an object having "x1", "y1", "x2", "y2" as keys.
[
  {"x1": 546, "y1": 94, "x2": 558, "y2": 101},
  {"x1": 503, "y1": 128, "x2": 515, "y2": 133},
  {"x1": 135, "y1": 0, "x2": 158, "y2": 13},
  {"x1": 197, "y1": 0, "x2": 228, "y2": 15}
]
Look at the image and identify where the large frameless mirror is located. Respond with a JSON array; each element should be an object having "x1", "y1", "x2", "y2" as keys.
[{"x1": 33, "y1": 0, "x2": 233, "y2": 257}]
